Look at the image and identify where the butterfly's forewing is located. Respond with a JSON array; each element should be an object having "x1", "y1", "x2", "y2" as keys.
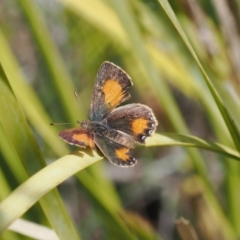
[{"x1": 89, "y1": 61, "x2": 133, "y2": 121}]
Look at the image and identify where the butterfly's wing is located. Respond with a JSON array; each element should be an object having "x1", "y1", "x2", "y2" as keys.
[
  {"x1": 59, "y1": 128, "x2": 94, "y2": 148},
  {"x1": 107, "y1": 103, "x2": 158, "y2": 144},
  {"x1": 94, "y1": 135, "x2": 137, "y2": 167},
  {"x1": 89, "y1": 61, "x2": 133, "y2": 121},
  {"x1": 103, "y1": 128, "x2": 135, "y2": 149}
]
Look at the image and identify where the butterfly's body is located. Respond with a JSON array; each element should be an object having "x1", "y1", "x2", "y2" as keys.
[
  {"x1": 81, "y1": 120, "x2": 108, "y2": 136},
  {"x1": 59, "y1": 62, "x2": 158, "y2": 167}
]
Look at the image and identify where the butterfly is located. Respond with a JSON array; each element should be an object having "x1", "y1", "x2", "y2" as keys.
[{"x1": 58, "y1": 61, "x2": 158, "y2": 167}]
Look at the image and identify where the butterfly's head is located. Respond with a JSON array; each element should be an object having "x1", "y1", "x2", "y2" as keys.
[{"x1": 79, "y1": 120, "x2": 90, "y2": 130}]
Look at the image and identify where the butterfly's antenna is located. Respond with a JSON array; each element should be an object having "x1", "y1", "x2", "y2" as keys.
[
  {"x1": 74, "y1": 89, "x2": 85, "y2": 118},
  {"x1": 51, "y1": 90, "x2": 84, "y2": 126},
  {"x1": 50, "y1": 122, "x2": 75, "y2": 126}
]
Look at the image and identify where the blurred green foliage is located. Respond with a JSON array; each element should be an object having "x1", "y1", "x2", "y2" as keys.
[{"x1": 1, "y1": 0, "x2": 240, "y2": 239}]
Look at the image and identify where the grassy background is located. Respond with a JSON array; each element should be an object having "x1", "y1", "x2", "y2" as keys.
[{"x1": 1, "y1": 0, "x2": 240, "y2": 239}]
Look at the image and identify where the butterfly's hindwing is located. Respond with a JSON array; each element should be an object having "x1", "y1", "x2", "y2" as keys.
[
  {"x1": 107, "y1": 103, "x2": 158, "y2": 143},
  {"x1": 94, "y1": 135, "x2": 137, "y2": 167}
]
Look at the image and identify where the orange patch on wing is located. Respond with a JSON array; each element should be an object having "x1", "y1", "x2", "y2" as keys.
[
  {"x1": 102, "y1": 79, "x2": 123, "y2": 107},
  {"x1": 131, "y1": 118, "x2": 148, "y2": 135},
  {"x1": 115, "y1": 148, "x2": 129, "y2": 161},
  {"x1": 73, "y1": 133, "x2": 94, "y2": 148}
]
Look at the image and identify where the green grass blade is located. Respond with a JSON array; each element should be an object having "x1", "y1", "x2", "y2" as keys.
[
  {"x1": 108, "y1": 0, "x2": 214, "y2": 197},
  {"x1": 107, "y1": 1, "x2": 235, "y2": 238},
  {"x1": 157, "y1": 0, "x2": 240, "y2": 153},
  {"x1": 19, "y1": 0, "x2": 82, "y2": 121},
  {"x1": 0, "y1": 119, "x2": 27, "y2": 184},
  {"x1": 157, "y1": 0, "x2": 240, "y2": 235},
  {"x1": 147, "y1": 133, "x2": 240, "y2": 161},
  {"x1": 8, "y1": 219, "x2": 59, "y2": 240},
  {"x1": 0, "y1": 29, "x2": 69, "y2": 157},
  {"x1": 0, "y1": 151, "x2": 102, "y2": 233},
  {"x1": 0, "y1": 63, "x2": 80, "y2": 240}
]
